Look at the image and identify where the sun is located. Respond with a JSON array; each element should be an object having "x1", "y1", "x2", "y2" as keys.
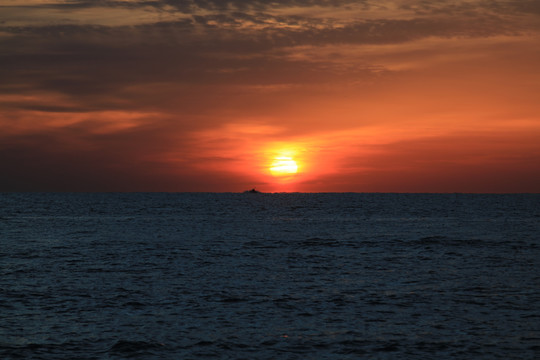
[{"x1": 270, "y1": 156, "x2": 298, "y2": 176}]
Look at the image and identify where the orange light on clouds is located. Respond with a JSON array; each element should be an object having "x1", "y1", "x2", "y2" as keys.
[{"x1": 1, "y1": 1, "x2": 539, "y2": 192}]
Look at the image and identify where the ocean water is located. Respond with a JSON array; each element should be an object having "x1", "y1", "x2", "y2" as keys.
[{"x1": 0, "y1": 193, "x2": 539, "y2": 359}]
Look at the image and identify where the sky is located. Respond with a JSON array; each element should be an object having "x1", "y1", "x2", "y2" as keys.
[{"x1": 1, "y1": 0, "x2": 539, "y2": 192}]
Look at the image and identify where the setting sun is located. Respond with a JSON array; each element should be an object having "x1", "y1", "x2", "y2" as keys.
[{"x1": 270, "y1": 156, "x2": 298, "y2": 176}]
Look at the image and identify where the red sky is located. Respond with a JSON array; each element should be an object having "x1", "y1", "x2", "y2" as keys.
[{"x1": 1, "y1": 0, "x2": 539, "y2": 192}]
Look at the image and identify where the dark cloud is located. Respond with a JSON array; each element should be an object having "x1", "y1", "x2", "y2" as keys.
[
  {"x1": 0, "y1": 5, "x2": 530, "y2": 125},
  {"x1": 399, "y1": 0, "x2": 540, "y2": 17},
  {"x1": 1, "y1": 0, "x2": 530, "y2": 41},
  {"x1": 0, "y1": 120, "x2": 261, "y2": 191},
  {"x1": 0, "y1": 0, "x2": 534, "y2": 117},
  {"x1": 153, "y1": 0, "x2": 368, "y2": 12},
  {"x1": 18, "y1": 0, "x2": 366, "y2": 12},
  {"x1": 0, "y1": 119, "x2": 187, "y2": 191},
  {"x1": 484, "y1": 0, "x2": 540, "y2": 15}
]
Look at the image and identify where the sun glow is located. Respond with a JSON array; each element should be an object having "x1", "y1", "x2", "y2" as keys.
[{"x1": 270, "y1": 156, "x2": 298, "y2": 176}]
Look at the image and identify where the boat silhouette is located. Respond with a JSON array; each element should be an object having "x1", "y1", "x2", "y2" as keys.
[{"x1": 244, "y1": 188, "x2": 261, "y2": 193}]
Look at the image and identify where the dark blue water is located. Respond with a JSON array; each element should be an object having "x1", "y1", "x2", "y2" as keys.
[{"x1": 1, "y1": 193, "x2": 539, "y2": 359}]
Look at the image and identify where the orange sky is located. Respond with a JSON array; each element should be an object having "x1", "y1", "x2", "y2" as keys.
[{"x1": 1, "y1": 0, "x2": 539, "y2": 192}]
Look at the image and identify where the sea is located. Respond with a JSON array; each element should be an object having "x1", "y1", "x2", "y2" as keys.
[{"x1": 1, "y1": 193, "x2": 539, "y2": 359}]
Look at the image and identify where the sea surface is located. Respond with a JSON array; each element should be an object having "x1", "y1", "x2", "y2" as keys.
[{"x1": 1, "y1": 193, "x2": 539, "y2": 359}]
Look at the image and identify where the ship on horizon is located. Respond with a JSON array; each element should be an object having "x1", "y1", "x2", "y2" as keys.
[{"x1": 244, "y1": 188, "x2": 261, "y2": 193}]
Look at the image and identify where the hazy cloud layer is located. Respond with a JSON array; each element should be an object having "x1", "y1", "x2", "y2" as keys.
[{"x1": 1, "y1": 0, "x2": 539, "y2": 191}]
